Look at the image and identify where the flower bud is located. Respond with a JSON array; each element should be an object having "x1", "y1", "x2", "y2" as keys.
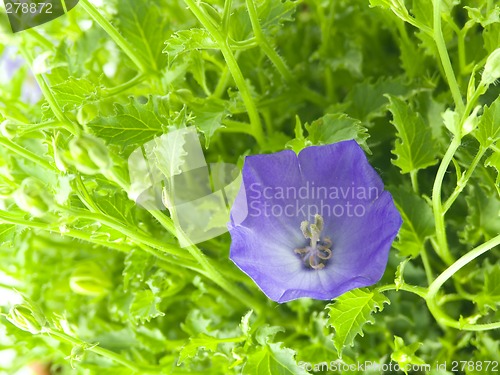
[
  {"x1": 13, "y1": 178, "x2": 53, "y2": 217},
  {"x1": 67, "y1": 134, "x2": 112, "y2": 175},
  {"x1": 76, "y1": 103, "x2": 99, "y2": 125},
  {"x1": 481, "y1": 48, "x2": 500, "y2": 86},
  {"x1": 69, "y1": 262, "x2": 111, "y2": 297},
  {"x1": 462, "y1": 106, "x2": 481, "y2": 136},
  {"x1": 6, "y1": 301, "x2": 46, "y2": 334}
]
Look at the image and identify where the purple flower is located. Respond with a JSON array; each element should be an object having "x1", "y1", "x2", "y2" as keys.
[{"x1": 228, "y1": 140, "x2": 402, "y2": 303}]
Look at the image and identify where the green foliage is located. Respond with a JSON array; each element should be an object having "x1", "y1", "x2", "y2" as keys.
[
  {"x1": 390, "y1": 188, "x2": 435, "y2": 258},
  {"x1": 326, "y1": 288, "x2": 389, "y2": 356},
  {"x1": 387, "y1": 95, "x2": 439, "y2": 174}
]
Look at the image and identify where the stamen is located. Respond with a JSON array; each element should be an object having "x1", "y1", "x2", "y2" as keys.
[
  {"x1": 294, "y1": 215, "x2": 333, "y2": 270},
  {"x1": 317, "y1": 248, "x2": 332, "y2": 260}
]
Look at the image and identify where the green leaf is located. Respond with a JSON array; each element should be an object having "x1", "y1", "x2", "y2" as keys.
[
  {"x1": 305, "y1": 114, "x2": 370, "y2": 152},
  {"x1": 257, "y1": 0, "x2": 298, "y2": 36},
  {"x1": 391, "y1": 336, "x2": 426, "y2": 375},
  {"x1": 116, "y1": 0, "x2": 169, "y2": 70},
  {"x1": 389, "y1": 187, "x2": 434, "y2": 257},
  {"x1": 485, "y1": 148, "x2": 500, "y2": 196},
  {"x1": 474, "y1": 97, "x2": 500, "y2": 148},
  {"x1": 465, "y1": 6, "x2": 500, "y2": 27},
  {"x1": 129, "y1": 290, "x2": 165, "y2": 324},
  {"x1": 51, "y1": 77, "x2": 98, "y2": 111},
  {"x1": 326, "y1": 288, "x2": 389, "y2": 356},
  {"x1": 345, "y1": 77, "x2": 411, "y2": 121},
  {"x1": 460, "y1": 184, "x2": 500, "y2": 245},
  {"x1": 122, "y1": 250, "x2": 155, "y2": 292},
  {"x1": 163, "y1": 29, "x2": 217, "y2": 64},
  {"x1": 474, "y1": 264, "x2": 500, "y2": 313},
  {"x1": 88, "y1": 96, "x2": 167, "y2": 147},
  {"x1": 387, "y1": 95, "x2": 438, "y2": 173},
  {"x1": 243, "y1": 343, "x2": 309, "y2": 375},
  {"x1": 191, "y1": 100, "x2": 228, "y2": 148},
  {"x1": 178, "y1": 333, "x2": 219, "y2": 365}
]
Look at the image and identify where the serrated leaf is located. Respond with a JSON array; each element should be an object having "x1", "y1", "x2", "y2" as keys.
[
  {"x1": 387, "y1": 95, "x2": 438, "y2": 173},
  {"x1": 129, "y1": 290, "x2": 165, "y2": 324},
  {"x1": 474, "y1": 97, "x2": 500, "y2": 148},
  {"x1": 326, "y1": 288, "x2": 389, "y2": 355},
  {"x1": 88, "y1": 96, "x2": 167, "y2": 147},
  {"x1": 243, "y1": 343, "x2": 309, "y2": 375},
  {"x1": 163, "y1": 29, "x2": 217, "y2": 64},
  {"x1": 122, "y1": 250, "x2": 154, "y2": 292},
  {"x1": 257, "y1": 0, "x2": 298, "y2": 35},
  {"x1": 465, "y1": 5, "x2": 500, "y2": 27},
  {"x1": 460, "y1": 184, "x2": 500, "y2": 244},
  {"x1": 485, "y1": 148, "x2": 500, "y2": 196},
  {"x1": 178, "y1": 333, "x2": 219, "y2": 365},
  {"x1": 255, "y1": 325, "x2": 285, "y2": 346},
  {"x1": 305, "y1": 113, "x2": 370, "y2": 152},
  {"x1": 474, "y1": 264, "x2": 500, "y2": 312},
  {"x1": 389, "y1": 187, "x2": 434, "y2": 257},
  {"x1": 51, "y1": 77, "x2": 98, "y2": 111},
  {"x1": 191, "y1": 100, "x2": 228, "y2": 148}
]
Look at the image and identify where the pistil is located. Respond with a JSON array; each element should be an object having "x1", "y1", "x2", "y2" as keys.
[{"x1": 294, "y1": 214, "x2": 333, "y2": 270}]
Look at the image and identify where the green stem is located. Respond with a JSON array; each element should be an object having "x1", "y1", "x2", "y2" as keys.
[
  {"x1": 410, "y1": 170, "x2": 419, "y2": 195},
  {"x1": 79, "y1": 0, "x2": 149, "y2": 73},
  {"x1": 66, "y1": 208, "x2": 191, "y2": 260},
  {"x1": 443, "y1": 146, "x2": 486, "y2": 213},
  {"x1": 377, "y1": 283, "x2": 428, "y2": 299},
  {"x1": 246, "y1": 0, "x2": 292, "y2": 81},
  {"x1": 183, "y1": 0, "x2": 264, "y2": 145},
  {"x1": 221, "y1": 120, "x2": 256, "y2": 136},
  {"x1": 432, "y1": 0, "x2": 465, "y2": 114},
  {"x1": 0, "y1": 137, "x2": 57, "y2": 172},
  {"x1": 45, "y1": 329, "x2": 157, "y2": 374},
  {"x1": 18, "y1": 47, "x2": 79, "y2": 135},
  {"x1": 102, "y1": 73, "x2": 147, "y2": 97},
  {"x1": 426, "y1": 234, "x2": 500, "y2": 331},
  {"x1": 148, "y1": 210, "x2": 265, "y2": 314},
  {"x1": 432, "y1": 137, "x2": 460, "y2": 265},
  {"x1": 420, "y1": 245, "x2": 434, "y2": 284}
]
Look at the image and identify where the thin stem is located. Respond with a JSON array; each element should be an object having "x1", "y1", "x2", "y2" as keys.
[
  {"x1": 410, "y1": 170, "x2": 419, "y2": 195},
  {"x1": 102, "y1": 73, "x2": 147, "y2": 97},
  {"x1": 420, "y1": 245, "x2": 434, "y2": 285},
  {"x1": 18, "y1": 47, "x2": 79, "y2": 135},
  {"x1": 377, "y1": 283, "x2": 428, "y2": 299},
  {"x1": 246, "y1": 0, "x2": 292, "y2": 81},
  {"x1": 0, "y1": 137, "x2": 57, "y2": 172},
  {"x1": 443, "y1": 146, "x2": 486, "y2": 213},
  {"x1": 79, "y1": 0, "x2": 149, "y2": 73},
  {"x1": 432, "y1": 0, "x2": 465, "y2": 114},
  {"x1": 66, "y1": 208, "x2": 191, "y2": 260},
  {"x1": 45, "y1": 329, "x2": 158, "y2": 374},
  {"x1": 432, "y1": 136, "x2": 460, "y2": 265},
  {"x1": 148, "y1": 210, "x2": 265, "y2": 314},
  {"x1": 426, "y1": 234, "x2": 500, "y2": 331},
  {"x1": 221, "y1": 120, "x2": 257, "y2": 136},
  {"x1": 183, "y1": 0, "x2": 264, "y2": 145}
]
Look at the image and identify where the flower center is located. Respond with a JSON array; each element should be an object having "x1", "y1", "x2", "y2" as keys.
[{"x1": 294, "y1": 214, "x2": 333, "y2": 270}]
